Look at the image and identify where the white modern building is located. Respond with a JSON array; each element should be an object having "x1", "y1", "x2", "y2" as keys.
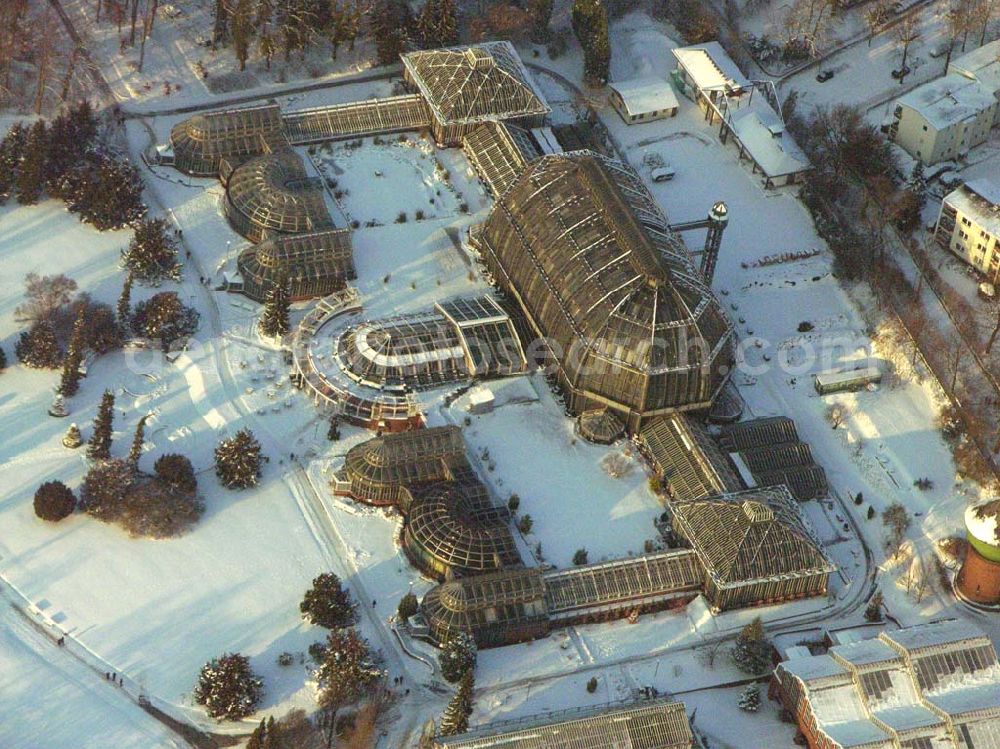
[
  {"x1": 889, "y1": 40, "x2": 1000, "y2": 165},
  {"x1": 935, "y1": 179, "x2": 1000, "y2": 281},
  {"x1": 608, "y1": 77, "x2": 679, "y2": 124},
  {"x1": 671, "y1": 42, "x2": 809, "y2": 187}
]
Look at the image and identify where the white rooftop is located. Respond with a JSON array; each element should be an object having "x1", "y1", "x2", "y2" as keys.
[
  {"x1": 949, "y1": 39, "x2": 1000, "y2": 93},
  {"x1": 823, "y1": 719, "x2": 893, "y2": 748},
  {"x1": 831, "y1": 638, "x2": 898, "y2": 666},
  {"x1": 672, "y1": 42, "x2": 751, "y2": 93},
  {"x1": 884, "y1": 619, "x2": 990, "y2": 652},
  {"x1": 609, "y1": 77, "x2": 679, "y2": 116},
  {"x1": 898, "y1": 73, "x2": 998, "y2": 130},
  {"x1": 782, "y1": 654, "x2": 847, "y2": 682},
  {"x1": 944, "y1": 181, "x2": 1000, "y2": 238},
  {"x1": 728, "y1": 106, "x2": 810, "y2": 178}
]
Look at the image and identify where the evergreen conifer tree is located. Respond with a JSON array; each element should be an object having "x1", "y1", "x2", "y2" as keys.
[
  {"x1": 58, "y1": 310, "x2": 86, "y2": 397},
  {"x1": 121, "y1": 218, "x2": 182, "y2": 284},
  {"x1": 417, "y1": 0, "x2": 458, "y2": 48},
  {"x1": 128, "y1": 414, "x2": 148, "y2": 470},
  {"x1": 34, "y1": 480, "x2": 77, "y2": 521},
  {"x1": 571, "y1": 0, "x2": 610, "y2": 86},
  {"x1": 371, "y1": 0, "x2": 412, "y2": 65},
  {"x1": 246, "y1": 720, "x2": 266, "y2": 749},
  {"x1": 0, "y1": 122, "x2": 28, "y2": 203},
  {"x1": 732, "y1": 616, "x2": 772, "y2": 675},
  {"x1": 327, "y1": 415, "x2": 341, "y2": 441},
  {"x1": 439, "y1": 632, "x2": 477, "y2": 683},
  {"x1": 117, "y1": 274, "x2": 133, "y2": 333},
  {"x1": 16, "y1": 120, "x2": 49, "y2": 206},
  {"x1": 214, "y1": 428, "x2": 264, "y2": 489},
  {"x1": 15, "y1": 320, "x2": 62, "y2": 369},
  {"x1": 440, "y1": 669, "x2": 474, "y2": 735},
  {"x1": 300, "y1": 572, "x2": 356, "y2": 629},
  {"x1": 193, "y1": 652, "x2": 263, "y2": 720},
  {"x1": 88, "y1": 389, "x2": 116, "y2": 461},
  {"x1": 529, "y1": 0, "x2": 554, "y2": 42},
  {"x1": 258, "y1": 279, "x2": 290, "y2": 338},
  {"x1": 63, "y1": 422, "x2": 83, "y2": 448},
  {"x1": 865, "y1": 589, "x2": 884, "y2": 622}
]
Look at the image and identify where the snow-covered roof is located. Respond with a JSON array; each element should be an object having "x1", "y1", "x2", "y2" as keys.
[
  {"x1": 831, "y1": 638, "x2": 899, "y2": 667},
  {"x1": 609, "y1": 76, "x2": 679, "y2": 116},
  {"x1": 873, "y1": 704, "x2": 943, "y2": 733},
  {"x1": 401, "y1": 42, "x2": 550, "y2": 126},
  {"x1": 883, "y1": 619, "x2": 989, "y2": 652},
  {"x1": 946, "y1": 183, "x2": 1000, "y2": 241},
  {"x1": 672, "y1": 42, "x2": 751, "y2": 93},
  {"x1": 823, "y1": 719, "x2": 893, "y2": 748},
  {"x1": 949, "y1": 39, "x2": 1000, "y2": 93},
  {"x1": 898, "y1": 74, "x2": 997, "y2": 131},
  {"x1": 728, "y1": 106, "x2": 810, "y2": 178},
  {"x1": 965, "y1": 498, "x2": 1000, "y2": 548},
  {"x1": 782, "y1": 654, "x2": 847, "y2": 682},
  {"x1": 925, "y1": 682, "x2": 1000, "y2": 717}
]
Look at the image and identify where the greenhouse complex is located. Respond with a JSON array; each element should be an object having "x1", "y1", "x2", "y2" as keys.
[
  {"x1": 160, "y1": 41, "x2": 549, "y2": 304},
  {"x1": 330, "y1": 424, "x2": 833, "y2": 648},
  {"x1": 431, "y1": 697, "x2": 695, "y2": 749}
]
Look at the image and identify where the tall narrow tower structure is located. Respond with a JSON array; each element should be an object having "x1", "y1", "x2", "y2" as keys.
[
  {"x1": 957, "y1": 499, "x2": 1000, "y2": 605},
  {"x1": 700, "y1": 201, "x2": 729, "y2": 285}
]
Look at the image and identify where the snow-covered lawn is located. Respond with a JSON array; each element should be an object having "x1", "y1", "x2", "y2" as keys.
[
  {"x1": 455, "y1": 377, "x2": 663, "y2": 568},
  {"x1": 313, "y1": 134, "x2": 471, "y2": 225}
]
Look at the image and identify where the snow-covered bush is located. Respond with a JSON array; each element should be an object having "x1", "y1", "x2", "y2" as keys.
[
  {"x1": 738, "y1": 683, "x2": 760, "y2": 712},
  {"x1": 154, "y1": 453, "x2": 198, "y2": 494},
  {"x1": 194, "y1": 653, "x2": 263, "y2": 720},
  {"x1": 33, "y1": 481, "x2": 77, "y2": 522}
]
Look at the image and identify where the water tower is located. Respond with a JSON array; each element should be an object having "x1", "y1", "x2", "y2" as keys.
[{"x1": 956, "y1": 499, "x2": 1000, "y2": 605}]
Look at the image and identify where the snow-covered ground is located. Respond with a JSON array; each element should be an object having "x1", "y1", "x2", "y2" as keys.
[{"x1": 4, "y1": 4, "x2": 1000, "y2": 746}]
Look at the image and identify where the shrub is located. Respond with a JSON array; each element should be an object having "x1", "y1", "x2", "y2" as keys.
[
  {"x1": 397, "y1": 591, "x2": 419, "y2": 623},
  {"x1": 507, "y1": 493, "x2": 520, "y2": 512},
  {"x1": 797, "y1": 321, "x2": 814, "y2": 332},
  {"x1": 395, "y1": 211, "x2": 407, "y2": 223},
  {"x1": 573, "y1": 548, "x2": 588, "y2": 566},
  {"x1": 517, "y1": 514, "x2": 533, "y2": 534},
  {"x1": 79, "y1": 459, "x2": 134, "y2": 523},
  {"x1": 586, "y1": 676, "x2": 598, "y2": 693},
  {"x1": 119, "y1": 478, "x2": 203, "y2": 538},
  {"x1": 34, "y1": 481, "x2": 76, "y2": 522},
  {"x1": 194, "y1": 653, "x2": 263, "y2": 720}
]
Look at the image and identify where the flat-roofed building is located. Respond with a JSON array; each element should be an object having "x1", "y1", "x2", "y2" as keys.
[
  {"x1": 934, "y1": 179, "x2": 1000, "y2": 282},
  {"x1": 772, "y1": 620, "x2": 1000, "y2": 749},
  {"x1": 609, "y1": 76, "x2": 680, "y2": 124},
  {"x1": 889, "y1": 40, "x2": 1000, "y2": 165}
]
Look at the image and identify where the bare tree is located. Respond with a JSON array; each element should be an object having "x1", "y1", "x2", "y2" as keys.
[
  {"x1": 882, "y1": 501, "x2": 911, "y2": 558},
  {"x1": 971, "y1": 0, "x2": 1000, "y2": 47},
  {"x1": 865, "y1": 0, "x2": 890, "y2": 46},
  {"x1": 827, "y1": 402, "x2": 852, "y2": 429},
  {"x1": 893, "y1": 11, "x2": 922, "y2": 84}
]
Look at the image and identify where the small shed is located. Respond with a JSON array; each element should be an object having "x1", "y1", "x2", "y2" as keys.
[{"x1": 609, "y1": 77, "x2": 679, "y2": 124}]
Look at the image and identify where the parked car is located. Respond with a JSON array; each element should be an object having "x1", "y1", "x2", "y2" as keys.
[
  {"x1": 929, "y1": 42, "x2": 953, "y2": 58},
  {"x1": 816, "y1": 69, "x2": 835, "y2": 82},
  {"x1": 891, "y1": 66, "x2": 911, "y2": 79},
  {"x1": 651, "y1": 164, "x2": 676, "y2": 182}
]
